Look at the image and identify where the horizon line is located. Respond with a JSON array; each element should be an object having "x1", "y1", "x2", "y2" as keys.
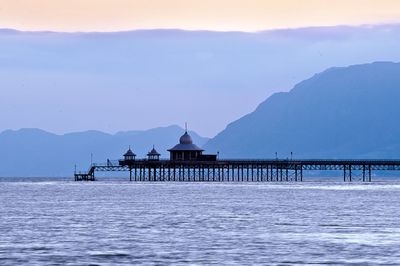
[{"x1": 2, "y1": 22, "x2": 400, "y2": 34}]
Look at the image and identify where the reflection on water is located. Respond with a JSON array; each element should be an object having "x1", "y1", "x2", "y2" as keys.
[{"x1": 1, "y1": 181, "x2": 400, "y2": 265}]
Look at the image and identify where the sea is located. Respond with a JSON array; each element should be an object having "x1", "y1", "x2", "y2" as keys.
[{"x1": 1, "y1": 178, "x2": 400, "y2": 265}]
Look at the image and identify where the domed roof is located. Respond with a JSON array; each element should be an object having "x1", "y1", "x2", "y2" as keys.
[
  {"x1": 168, "y1": 130, "x2": 204, "y2": 152},
  {"x1": 179, "y1": 131, "x2": 193, "y2": 144}
]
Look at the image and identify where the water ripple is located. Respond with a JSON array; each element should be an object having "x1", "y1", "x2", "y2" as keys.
[{"x1": 1, "y1": 181, "x2": 400, "y2": 265}]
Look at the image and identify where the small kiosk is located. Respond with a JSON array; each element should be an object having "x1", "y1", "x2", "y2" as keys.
[{"x1": 147, "y1": 146, "x2": 161, "y2": 161}]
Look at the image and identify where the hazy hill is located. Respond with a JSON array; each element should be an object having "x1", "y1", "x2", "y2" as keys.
[
  {"x1": 0, "y1": 126, "x2": 208, "y2": 177},
  {"x1": 205, "y1": 62, "x2": 400, "y2": 159}
]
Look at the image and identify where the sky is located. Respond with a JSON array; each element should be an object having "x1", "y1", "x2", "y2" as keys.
[
  {"x1": 1, "y1": 0, "x2": 400, "y2": 32},
  {"x1": 1, "y1": 1, "x2": 400, "y2": 137}
]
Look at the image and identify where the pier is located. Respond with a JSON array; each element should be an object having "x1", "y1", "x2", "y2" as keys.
[
  {"x1": 75, "y1": 159, "x2": 400, "y2": 182},
  {"x1": 74, "y1": 129, "x2": 400, "y2": 182}
]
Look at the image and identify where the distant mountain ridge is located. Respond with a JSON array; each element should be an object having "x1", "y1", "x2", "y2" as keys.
[
  {"x1": 0, "y1": 126, "x2": 208, "y2": 177},
  {"x1": 205, "y1": 62, "x2": 400, "y2": 159},
  {"x1": 2, "y1": 24, "x2": 400, "y2": 136}
]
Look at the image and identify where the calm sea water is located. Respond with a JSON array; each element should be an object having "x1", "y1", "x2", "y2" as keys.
[{"x1": 1, "y1": 180, "x2": 400, "y2": 265}]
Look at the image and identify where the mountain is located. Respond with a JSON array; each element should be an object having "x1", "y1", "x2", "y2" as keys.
[
  {"x1": 1, "y1": 24, "x2": 400, "y2": 136},
  {"x1": 204, "y1": 62, "x2": 400, "y2": 159},
  {"x1": 0, "y1": 126, "x2": 208, "y2": 177}
]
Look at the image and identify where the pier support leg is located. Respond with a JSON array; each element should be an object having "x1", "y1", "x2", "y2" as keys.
[
  {"x1": 369, "y1": 165, "x2": 372, "y2": 182},
  {"x1": 349, "y1": 166, "x2": 352, "y2": 182},
  {"x1": 213, "y1": 165, "x2": 215, "y2": 182},
  {"x1": 135, "y1": 167, "x2": 137, "y2": 181},
  {"x1": 300, "y1": 166, "x2": 303, "y2": 182},
  {"x1": 270, "y1": 165, "x2": 273, "y2": 181},
  {"x1": 257, "y1": 165, "x2": 259, "y2": 182},
  {"x1": 286, "y1": 167, "x2": 288, "y2": 182},
  {"x1": 363, "y1": 165, "x2": 366, "y2": 182},
  {"x1": 256, "y1": 165, "x2": 259, "y2": 182}
]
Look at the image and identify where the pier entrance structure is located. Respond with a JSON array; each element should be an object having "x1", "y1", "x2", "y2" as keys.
[{"x1": 75, "y1": 130, "x2": 400, "y2": 182}]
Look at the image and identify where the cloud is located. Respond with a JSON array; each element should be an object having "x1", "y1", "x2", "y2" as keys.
[{"x1": 1, "y1": 0, "x2": 400, "y2": 32}]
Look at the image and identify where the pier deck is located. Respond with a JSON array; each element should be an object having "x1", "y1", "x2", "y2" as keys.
[{"x1": 75, "y1": 159, "x2": 400, "y2": 182}]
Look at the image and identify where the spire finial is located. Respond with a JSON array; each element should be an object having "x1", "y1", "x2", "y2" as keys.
[{"x1": 185, "y1": 122, "x2": 188, "y2": 133}]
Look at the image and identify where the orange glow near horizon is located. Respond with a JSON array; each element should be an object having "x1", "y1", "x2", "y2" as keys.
[{"x1": 0, "y1": 0, "x2": 400, "y2": 32}]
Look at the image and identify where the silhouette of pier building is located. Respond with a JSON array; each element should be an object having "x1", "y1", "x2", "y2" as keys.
[
  {"x1": 167, "y1": 130, "x2": 204, "y2": 161},
  {"x1": 74, "y1": 129, "x2": 400, "y2": 182},
  {"x1": 147, "y1": 146, "x2": 161, "y2": 161}
]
